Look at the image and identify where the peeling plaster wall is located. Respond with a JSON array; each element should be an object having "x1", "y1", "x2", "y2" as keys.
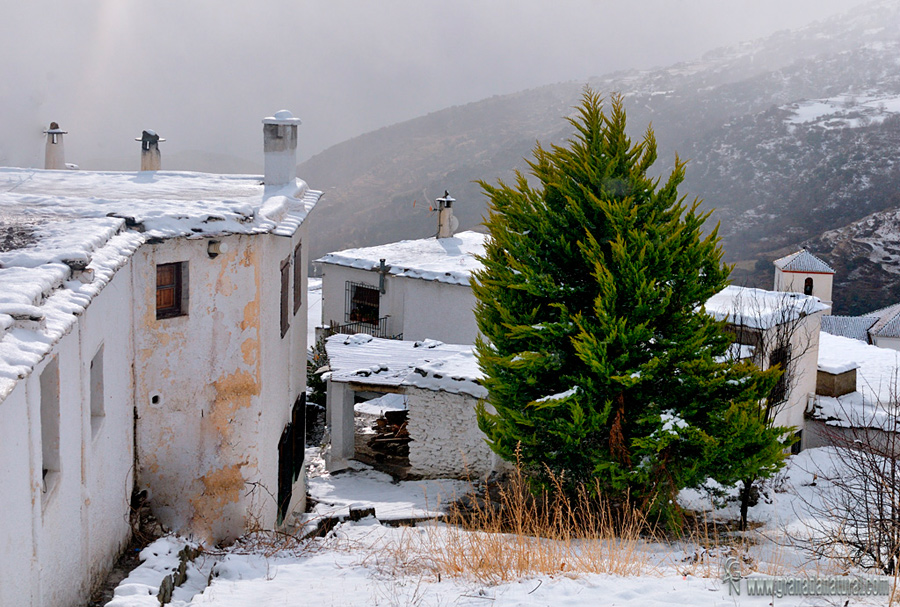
[
  {"x1": 134, "y1": 230, "x2": 307, "y2": 543},
  {"x1": 405, "y1": 387, "x2": 506, "y2": 479},
  {"x1": 0, "y1": 263, "x2": 135, "y2": 607}
]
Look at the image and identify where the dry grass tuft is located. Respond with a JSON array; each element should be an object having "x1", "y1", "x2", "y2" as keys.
[{"x1": 372, "y1": 467, "x2": 667, "y2": 584}]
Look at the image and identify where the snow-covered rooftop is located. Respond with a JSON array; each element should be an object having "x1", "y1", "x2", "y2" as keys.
[
  {"x1": 315, "y1": 230, "x2": 485, "y2": 286},
  {"x1": 813, "y1": 332, "x2": 900, "y2": 431},
  {"x1": 325, "y1": 334, "x2": 484, "y2": 397},
  {"x1": 773, "y1": 249, "x2": 835, "y2": 274},
  {"x1": 0, "y1": 167, "x2": 321, "y2": 401},
  {"x1": 703, "y1": 285, "x2": 829, "y2": 330},
  {"x1": 865, "y1": 302, "x2": 900, "y2": 338},
  {"x1": 0, "y1": 167, "x2": 320, "y2": 241}
]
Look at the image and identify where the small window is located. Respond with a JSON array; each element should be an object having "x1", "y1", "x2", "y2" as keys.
[
  {"x1": 346, "y1": 282, "x2": 380, "y2": 326},
  {"x1": 40, "y1": 357, "x2": 60, "y2": 498},
  {"x1": 156, "y1": 262, "x2": 188, "y2": 319},
  {"x1": 293, "y1": 241, "x2": 303, "y2": 316},
  {"x1": 280, "y1": 256, "x2": 291, "y2": 338},
  {"x1": 90, "y1": 345, "x2": 105, "y2": 437},
  {"x1": 790, "y1": 430, "x2": 803, "y2": 455},
  {"x1": 768, "y1": 345, "x2": 791, "y2": 403},
  {"x1": 803, "y1": 277, "x2": 813, "y2": 296}
]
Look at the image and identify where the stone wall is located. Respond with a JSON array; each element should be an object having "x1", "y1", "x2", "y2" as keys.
[{"x1": 405, "y1": 387, "x2": 508, "y2": 479}]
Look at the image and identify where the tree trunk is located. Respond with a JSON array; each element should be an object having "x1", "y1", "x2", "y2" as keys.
[
  {"x1": 610, "y1": 392, "x2": 632, "y2": 468},
  {"x1": 739, "y1": 477, "x2": 754, "y2": 532}
]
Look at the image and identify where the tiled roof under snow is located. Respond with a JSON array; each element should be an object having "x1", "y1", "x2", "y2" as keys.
[
  {"x1": 325, "y1": 333, "x2": 485, "y2": 398},
  {"x1": 315, "y1": 231, "x2": 486, "y2": 286},
  {"x1": 773, "y1": 249, "x2": 835, "y2": 274},
  {"x1": 0, "y1": 167, "x2": 321, "y2": 401},
  {"x1": 821, "y1": 315, "x2": 878, "y2": 342},
  {"x1": 865, "y1": 302, "x2": 900, "y2": 338},
  {"x1": 703, "y1": 285, "x2": 829, "y2": 330}
]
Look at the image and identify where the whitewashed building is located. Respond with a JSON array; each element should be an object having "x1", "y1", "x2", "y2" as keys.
[
  {"x1": 315, "y1": 194, "x2": 485, "y2": 345},
  {"x1": 324, "y1": 333, "x2": 505, "y2": 478},
  {"x1": 0, "y1": 111, "x2": 317, "y2": 607},
  {"x1": 705, "y1": 285, "x2": 829, "y2": 442}
]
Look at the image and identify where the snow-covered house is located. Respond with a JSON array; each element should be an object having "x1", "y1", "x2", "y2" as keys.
[
  {"x1": 705, "y1": 285, "x2": 829, "y2": 442},
  {"x1": 315, "y1": 194, "x2": 485, "y2": 345},
  {"x1": 0, "y1": 111, "x2": 316, "y2": 607},
  {"x1": 324, "y1": 333, "x2": 505, "y2": 478}
]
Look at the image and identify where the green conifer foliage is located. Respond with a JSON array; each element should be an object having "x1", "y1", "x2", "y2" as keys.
[{"x1": 473, "y1": 90, "x2": 790, "y2": 521}]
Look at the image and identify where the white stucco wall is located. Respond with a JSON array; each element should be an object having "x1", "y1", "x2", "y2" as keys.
[
  {"x1": 0, "y1": 262, "x2": 135, "y2": 607},
  {"x1": 767, "y1": 311, "x2": 823, "y2": 432},
  {"x1": 319, "y1": 265, "x2": 394, "y2": 335},
  {"x1": 0, "y1": 382, "x2": 36, "y2": 607},
  {"x1": 319, "y1": 264, "x2": 477, "y2": 344},
  {"x1": 872, "y1": 335, "x2": 900, "y2": 351},
  {"x1": 400, "y1": 279, "x2": 477, "y2": 344},
  {"x1": 405, "y1": 387, "x2": 505, "y2": 479},
  {"x1": 133, "y1": 231, "x2": 307, "y2": 543}
]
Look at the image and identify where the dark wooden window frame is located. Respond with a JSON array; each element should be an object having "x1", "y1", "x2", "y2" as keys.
[
  {"x1": 156, "y1": 262, "x2": 187, "y2": 319},
  {"x1": 292, "y1": 240, "x2": 303, "y2": 316},
  {"x1": 280, "y1": 256, "x2": 291, "y2": 338}
]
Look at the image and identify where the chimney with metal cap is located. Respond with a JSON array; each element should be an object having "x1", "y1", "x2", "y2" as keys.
[
  {"x1": 262, "y1": 110, "x2": 301, "y2": 187},
  {"x1": 44, "y1": 122, "x2": 67, "y2": 170},
  {"x1": 435, "y1": 190, "x2": 458, "y2": 238},
  {"x1": 136, "y1": 130, "x2": 165, "y2": 171}
]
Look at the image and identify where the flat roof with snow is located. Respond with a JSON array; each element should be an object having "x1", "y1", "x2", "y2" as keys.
[
  {"x1": 315, "y1": 230, "x2": 486, "y2": 286},
  {"x1": 814, "y1": 332, "x2": 900, "y2": 431},
  {"x1": 704, "y1": 285, "x2": 829, "y2": 330},
  {"x1": 325, "y1": 333, "x2": 485, "y2": 398},
  {"x1": 0, "y1": 167, "x2": 321, "y2": 400}
]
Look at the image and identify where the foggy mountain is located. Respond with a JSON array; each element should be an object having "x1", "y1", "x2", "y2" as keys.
[{"x1": 297, "y1": 1, "x2": 900, "y2": 315}]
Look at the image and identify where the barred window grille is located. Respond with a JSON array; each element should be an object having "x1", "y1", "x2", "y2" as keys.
[{"x1": 345, "y1": 281, "x2": 380, "y2": 326}]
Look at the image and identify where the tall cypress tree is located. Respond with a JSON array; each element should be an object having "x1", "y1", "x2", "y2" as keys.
[{"x1": 473, "y1": 90, "x2": 790, "y2": 521}]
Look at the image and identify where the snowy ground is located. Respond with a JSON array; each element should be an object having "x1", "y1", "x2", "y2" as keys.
[{"x1": 105, "y1": 448, "x2": 896, "y2": 606}]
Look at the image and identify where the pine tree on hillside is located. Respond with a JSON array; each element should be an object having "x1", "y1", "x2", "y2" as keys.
[{"x1": 473, "y1": 90, "x2": 791, "y2": 522}]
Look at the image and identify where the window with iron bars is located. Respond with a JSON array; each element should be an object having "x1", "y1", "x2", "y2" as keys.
[{"x1": 345, "y1": 281, "x2": 380, "y2": 326}]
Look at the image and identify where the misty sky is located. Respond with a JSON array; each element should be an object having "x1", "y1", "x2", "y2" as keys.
[{"x1": 0, "y1": 0, "x2": 872, "y2": 171}]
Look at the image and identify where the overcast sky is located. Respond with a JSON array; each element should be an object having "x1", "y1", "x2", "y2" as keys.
[{"x1": 0, "y1": 0, "x2": 872, "y2": 170}]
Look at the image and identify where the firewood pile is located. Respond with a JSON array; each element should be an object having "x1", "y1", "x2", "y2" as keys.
[{"x1": 368, "y1": 409, "x2": 411, "y2": 457}]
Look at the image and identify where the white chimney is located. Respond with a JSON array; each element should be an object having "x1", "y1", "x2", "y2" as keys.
[
  {"x1": 435, "y1": 190, "x2": 458, "y2": 238},
  {"x1": 262, "y1": 110, "x2": 301, "y2": 187},
  {"x1": 136, "y1": 130, "x2": 164, "y2": 171},
  {"x1": 44, "y1": 122, "x2": 67, "y2": 170}
]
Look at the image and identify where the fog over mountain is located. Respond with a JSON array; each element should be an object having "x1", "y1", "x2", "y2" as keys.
[
  {"x1": 296, "y1": 1, "x2": 900, "y2": 315},
  {"x1": 1, "y1": 1, "x2": 867, "y2": 170}
]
